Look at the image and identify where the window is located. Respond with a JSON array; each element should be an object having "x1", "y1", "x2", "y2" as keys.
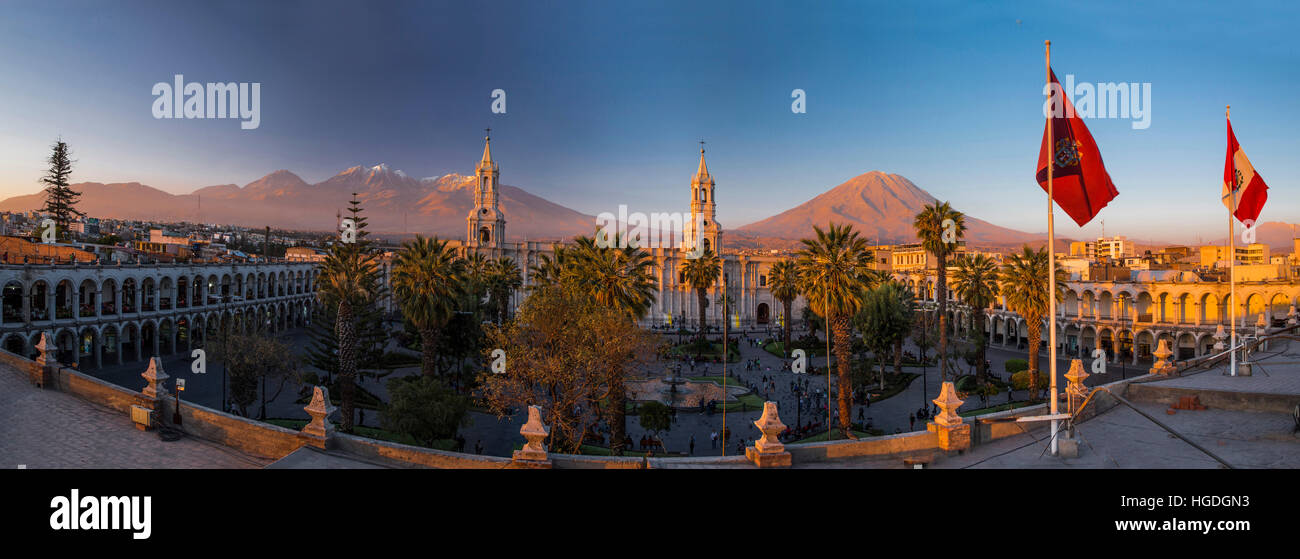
[{"x1": 759, "y1": 275, "x2": 767, "y2": 287}]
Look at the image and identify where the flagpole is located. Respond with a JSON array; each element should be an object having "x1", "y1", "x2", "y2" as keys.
[
  {"x1": 1045, "y1": 40, "x2": 1060, "y2": 455},
  {"x1": 1227, "y1": 104, "x2": 1237, "y2": 377}
]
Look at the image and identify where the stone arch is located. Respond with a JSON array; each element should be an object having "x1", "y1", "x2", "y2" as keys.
[
  {"x1": 1245, "y1": 292, "x2": 1267, "y2": 326},
  {"x1": 2, "y1": 279, "x2": 23, "y2": 323},
  {"x1": 159, "y1": 276, "x2": 176, "y2": 310},
  {"x1": 141, "y1": 319, "x2": 158, "y2": 358},
  {"x1": 1201, "y1": 293, "x2": 1220, "y2": 324},
  {"x1": 54, "y1": 327, "x2": 78, "y2": 365},
  {"x1": 176, "y1": 275, "x2": 190, "y2": 309},
  {"x1": 176, "y1": 316, "x2": 191, "y2": 352},
  {"x1": 159, "y1": 317, "x2": 175, "y2": 354},
  {"x1": 100, "y1": 324, "x2": 120, "y2": 366},
  {"x1": 1196, "y1": 331, "x2": 1216, "y2": 357},
  {"x1": 122, "y1": 278, "x2": 138, "y2": 314},
  {"x1": 54, "y1": 278, "x2": 75, "y2": 319},
  {"x1": 100, "y1": 278, "x2": 118, "y2": 316},
  {"x1": 1176, "y1": 331, "x2": 1197, "y2": 360},
  {"x1": 120, "y1": 322, "x2": 140, "y2": 363},
  {"x1": 1268, "y1": 293, "x2": 1290, "y2": 325},
  {"x1": 1133, "y1": 329, "x2": 1155, "y2": 362},
  {"x1": 142, "y1": 277, "x2": 158, "y2": 312},
  {"x1": 2, "y1": 332, "x2": 26, "y2": 356},
  {"x1": 29, "y1": 279, "x2": 50, "y2": 321},
  {"x1": 1135, "y1": 291, "x2": 1154, "y2": 322}
]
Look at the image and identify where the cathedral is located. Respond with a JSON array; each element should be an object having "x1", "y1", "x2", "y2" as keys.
[{"x1": 455, "y1": 133, "x2": 807, "y2": 330}]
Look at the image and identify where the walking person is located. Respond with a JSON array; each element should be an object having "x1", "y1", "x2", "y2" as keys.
[{"x1": 689, "y1": 434, "x2": 696, "y2": 455}]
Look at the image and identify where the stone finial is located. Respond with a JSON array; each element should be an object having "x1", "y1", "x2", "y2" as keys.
[
  {"x1": 745, "y1": 401, "x2": 792, "y2": 467},
  {"x1": 1212, "y1": 325, "x2": 1227, "y2": 350},
  {"x1": 1065, "y1": 359, "x2": 1090, "y2": 400},
  {"x1": 34, "y1": 331, "x2": 54, "y2": 367},
  {"x1": 1256, "y1": 313, "x2": 1268, "y2": 334},
  {"x1": 753, "y1": 401, "x2": 787, "y2": 453},
  {"x1": 1149, "y1": 339, "x2": 1176, "y2": 376},
  {"x1": 140, "y1": 357, "x2": 170, "y2": 399},
  {"x1": 932, "y1": 381, "x2": 965, "y2": 426},
  {"x1": 300, "y1": 386, "x2": 336, "y2": 444},
  {"x1": 927, "y1": 381, "x2": 971, "y2": 452},
  {"x1": 512, "y1": 405, "x2": 550, "y2": 463}
]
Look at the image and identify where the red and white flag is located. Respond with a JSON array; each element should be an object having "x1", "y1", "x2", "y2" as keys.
[{"x1": 1223, "y1": 119, "x2": 1268, "y2": 224}]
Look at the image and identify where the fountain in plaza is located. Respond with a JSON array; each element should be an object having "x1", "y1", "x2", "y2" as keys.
[{"x1": 625, "y1": 365, "x2": 749, "y2": 409}]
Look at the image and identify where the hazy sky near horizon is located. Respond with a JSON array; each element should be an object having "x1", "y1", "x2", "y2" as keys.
[{"x1": 0, "y1": 0, "x2": 1296, "y2": 244}]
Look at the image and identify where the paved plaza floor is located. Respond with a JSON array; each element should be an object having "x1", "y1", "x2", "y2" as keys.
[{"x1": 0, "y1": 362, "x2": 269, "y2": 469}]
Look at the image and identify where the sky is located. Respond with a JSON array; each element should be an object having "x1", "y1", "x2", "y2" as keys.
[{"x1": 0, "y1": 0, "x2": 1297, "y2": 245}]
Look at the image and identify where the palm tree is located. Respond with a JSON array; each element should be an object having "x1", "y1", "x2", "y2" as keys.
[
  {"x1": 680, "y1": 249, "x2": 722, "y2": 339},
  {"x1": 571, "y1": 237, "x2": 657, "y2": 319},
  {"x1": 527, "y1": 247, "x2": 569, "y2": 291},
  {"x1": 950, "y1": 253, "x2": 1000, "y2": 384},
  {"x1": 913, "y1": 201, "x2": 966, "y2": 382},
  {"x1": 487, "y1": 257, "x2": 522, "y2": 323},
  {"x1": 796, "y1": 222, "x2": 871, "y2": 437},
  {"x1": 767, "y1": 260, "x2": 800, "y2": 358},
  {"x1": 316, "y1": 243, "x2": 381, "y2": 432},
  {"x1": 997, "y1": 246, "x2": 1065, "y2": 401},
  {"x1": 392, "y1": 236, "x2": 464, "y2": 378},
  {"x1": 461, "y1": 251, "x2": 491, "y2": 303}
]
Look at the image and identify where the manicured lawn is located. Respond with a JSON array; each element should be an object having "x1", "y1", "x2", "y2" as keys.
[
  {"x1": 687, "y1": 374, "x2": 743, "y2": 385},
  {"x1": 762, "y1": 341, "x2": 824, "y2": 358},
  {"x1": 669, "y1": 342, "x2": 741, "y2": 362},
  {"x1": 713, "y1": 392, "x2": 767, "y2": 412}
]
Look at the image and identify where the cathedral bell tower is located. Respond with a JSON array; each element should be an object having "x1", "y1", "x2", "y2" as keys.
[
  {"x1": 466, "y1": 129, "x2": 506, "y2": 250},
  {"x1": 682, "y1": 141, "x2": 721, "y2": 255}
]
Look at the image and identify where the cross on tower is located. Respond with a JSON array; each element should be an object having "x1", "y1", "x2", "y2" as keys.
[
  {"x1": 699, "y1": 139, "x2": 705, "y2": 153},
  {"x1": 485, "y1": 128, "x2": 491, "y2": 140}
]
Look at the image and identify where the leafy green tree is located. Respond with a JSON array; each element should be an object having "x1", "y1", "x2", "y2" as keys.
[
  {"x1": 479, "y1": 287, "x2": 655, "y2": 453},
  {"x1": 638, "y1": 401, "x2": 672, "y2": 452},
  {"x1": 997, "y1": 246, "x2": 1066, "y2": 401},
  {"x1": 797, "y1": 222, "x2": 872, "y2": 437},
  {"x1": 209, "y1": 324, "x2": 300, "y2": 418},
  {"x1": 913, "y1": 201, "x2": 966, "y2": 381},
  {"x1": 856, "y1": 282, "x2": 914, "y2": 390},
  {"x1": 381, "y1": 376, "x2": 470, "y2": 447},
  {"x1": 40, "y1": 139, "x2": 84, "y2": 240}
]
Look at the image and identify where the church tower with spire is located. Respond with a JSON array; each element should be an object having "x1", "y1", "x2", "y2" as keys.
[
  {"x1": 466, "y1": 130, "x2": 506, "y2": 250},
  {"x1": 682, "y1": 142, "x2": 721, "y2": 255}
]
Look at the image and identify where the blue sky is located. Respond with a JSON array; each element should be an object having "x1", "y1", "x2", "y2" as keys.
[{"x1": 0, "y1": 0, "x2": 1296, "y2": 243}]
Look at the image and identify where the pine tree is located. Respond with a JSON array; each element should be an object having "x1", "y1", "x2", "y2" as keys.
[
  {"x1": 307, "y1": 193, "x2": 388, "y2": 391},
  {"x1": 39, "y1": 139, "x2": 84, "y2": 240}
]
